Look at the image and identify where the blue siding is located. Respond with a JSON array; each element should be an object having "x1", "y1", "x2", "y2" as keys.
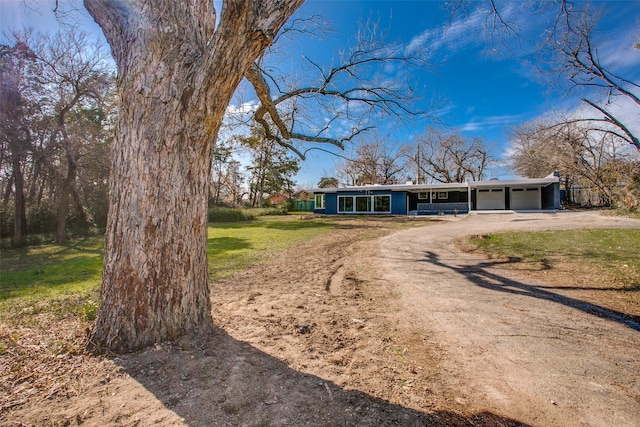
[
  {"x1": 391, "y1": 192, "x2": 407, "y2": 214},
  {"x1": 325, "y1": 193, "x2": 338, "y2": 214}
]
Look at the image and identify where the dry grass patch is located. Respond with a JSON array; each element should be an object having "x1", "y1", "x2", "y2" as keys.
[{"x1": 462, "y1": 228, "x2": 640, "y2": 318}]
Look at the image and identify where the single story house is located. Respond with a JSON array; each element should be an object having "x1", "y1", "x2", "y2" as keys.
[{"x1": 312, "y1": 175, "x2": 560, "y2": 215}]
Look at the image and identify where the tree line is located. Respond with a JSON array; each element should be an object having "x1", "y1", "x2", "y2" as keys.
[
  {"x1": 1, "y1": 30, "x2": 114, "y2": 245},
  {"x1": 0, "y1": 30, "x2": 304, "y2": 245}
]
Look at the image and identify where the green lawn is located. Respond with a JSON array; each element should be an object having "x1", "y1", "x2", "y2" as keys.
[
  {"x1": 0, "y1": 216, "x2": 337, "y2": 318},
  {"x1": 0, "y1": 238, "x2": 104, "y2": 301},
  {"x1": 468, "y1": 228, "x2": 640, "y2": 288},
  {"x1": 207, "y1": 216, "x2": 335, "y2": 280}
]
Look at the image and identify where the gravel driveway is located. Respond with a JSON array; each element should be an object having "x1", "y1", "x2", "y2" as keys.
[{"x1": 378, "y1": 211, "x2": 640, "y2": 427}]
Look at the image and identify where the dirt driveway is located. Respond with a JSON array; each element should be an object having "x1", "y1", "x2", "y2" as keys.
[{"x1": 378, "y1": 211, "x2": 640, "y2": 427}]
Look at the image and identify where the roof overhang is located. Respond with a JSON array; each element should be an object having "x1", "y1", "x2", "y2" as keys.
[
  {"x1": 312, "y1": 182, "x2": 469, "y2": 193},
  {"x1": 312, "y1": 177, "x2": 559, "y2": 193},
  {"x1": 469, "y1": 177, "x2": 559, "y2": 188}
]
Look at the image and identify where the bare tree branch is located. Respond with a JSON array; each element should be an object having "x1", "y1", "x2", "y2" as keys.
[
  {"x1": 581, "y1": 99, "x2": 640, "y2": 150},
  {"x1": 540, "y1": 1, "x2": 640, "y2": 151},
  {"x1": 243, "y1": 15, "x2": 434, "y2": 159}
]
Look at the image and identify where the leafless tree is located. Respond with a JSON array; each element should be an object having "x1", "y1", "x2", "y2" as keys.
[
  {"x1": 541, "y1": 2, "x2": 639, "y2": 150},
  {"x1": 413, "y1": 129, "x2": 493, "y2": 183},
  {"x1": 1, "y1": 29, "x2": 114, "y2": 244},
  {"x1": 33, "y1": 30, "x2": 114, "y2": 243},
  {"x1": 509, "y1": 119, "x2": 639, "y2": 206},
  {"x1": 0, "y1": 37, "x2": 38, "y2": 244},
  {"x1": 335, "y1": 136, "x2": 410, "y2": 186}
]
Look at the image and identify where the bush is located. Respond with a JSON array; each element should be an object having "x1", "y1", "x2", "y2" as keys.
[
  {"x1": 208, "y1": 207, "x2": 255, "y2": 222},
  {"x1": 27, "y1": 204, "x2": 57, "y2": 235},
  {"x1": 249, "y1": 207, "x2": 289, "y2": 216},
  {"x1": 0, "y1": 204, "x2": 15, "y2": 239}
]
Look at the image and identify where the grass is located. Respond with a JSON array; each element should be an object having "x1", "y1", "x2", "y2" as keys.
[
  {"x1": 207, "y1": 216, "x2": 335, "y2": 280},
  {"x1": 0, "y1": 216, "x2": 338, "y2": 319},
  {"x1": 0, "y1": 237, "x2": 104, "y2": 301},
  {"x1": 467, "y1": 228, "x2": 640, "y2": 289}
]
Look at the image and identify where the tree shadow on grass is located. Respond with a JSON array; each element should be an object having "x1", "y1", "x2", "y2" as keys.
[
  {"x1": 207, "y1": 236, "x2": 252, "y2": 252},
  {"x1": 421, "y1": 251, "x2": 640, "y2": 332},
  {"x1": 114, "y1": 327, "x2": 528, "y2": 427}
]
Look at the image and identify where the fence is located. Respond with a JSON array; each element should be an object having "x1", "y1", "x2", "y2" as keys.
[{"x1": 293, "y1": 200, "x2": 314, "y2": 211}]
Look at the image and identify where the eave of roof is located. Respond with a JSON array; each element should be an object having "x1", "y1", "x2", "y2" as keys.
[
  {"x1": 312, "y1": 177, "x2": 559, "y2": 193},
  {"x1": 469, "y1": 177, "x2": 559, "y2": 188}
]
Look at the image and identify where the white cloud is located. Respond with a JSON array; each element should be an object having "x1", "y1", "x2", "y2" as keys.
[
  {"x1": 460, "y1": 114, "x2": 524, "y2": 132},
  {"x1": 598, "y1": 28, "x2": 640, "y2": 72},
  {"x1": 406, "y1": 8, "x2": 486, "y2": 58},
  {"x1": 226, "y1": 100, "x2": 259, "y2": 116}
]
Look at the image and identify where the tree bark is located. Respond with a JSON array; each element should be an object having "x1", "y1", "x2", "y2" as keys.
[{"x1": 85, "y1": 0, "x2": 303, "y2": 352}]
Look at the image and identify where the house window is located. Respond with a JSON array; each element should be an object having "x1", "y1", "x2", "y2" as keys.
[
  {"x1": 418, "y1": 192, "x2": 428, "y2": 200},
  {"x1": 338, "y1": 196, "x2": 354, "y2": 212},
  {"x1": 355, "y1": 196, "x2": 371, "y2": 212},
  {"x1": 337, "y1": 194, "x2": 391, "y2": 213},
  {"x1": 431, "y1": 191, "x2": 437, "y2": 199},
  {"x1": 373, "y1": 195, "x2": 391, "y2": 212},
  {"x1": 314, "y1": 194, "x2": 325, "y2": 209},
  {"x1": 438, "y1": 192, "x2": 448, "y2": 199}
]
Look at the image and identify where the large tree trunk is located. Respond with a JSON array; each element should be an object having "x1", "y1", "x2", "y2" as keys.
[{"x1": 85, "y1": 0, "x2": 303, "y2": 352}]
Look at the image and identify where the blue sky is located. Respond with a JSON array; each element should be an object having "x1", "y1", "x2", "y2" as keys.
[
  {"x1": 285, "y1": 1, "x2": 640, "y2": 186},
  {"x1": 2, "y1": 0, "x2": 639, "y2": 187}
]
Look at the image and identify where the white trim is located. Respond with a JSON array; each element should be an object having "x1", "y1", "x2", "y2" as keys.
[
  {"x1": 312, "y1": 177, "x2": 558, "y2": 194},
  {"x1": 337, "y1": 194, "x2": 391, "y2": 214}
]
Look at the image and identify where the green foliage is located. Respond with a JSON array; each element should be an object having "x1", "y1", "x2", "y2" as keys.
[
  {"x1": 318, "y1": 177, "x2": 339, "y2": 188},
  {"x1": 27, "y1": 204, "x2": 57, "y2": 235},
  {"x1": 208, "y1": 207, "x2": 255, "y2": 223},
  {"x1": 76, "y1": 299, "x2": 98, "y2": 321},
  {"x1": 0, "y1": 204, "x2": 15, "y2": 238},
  {"x1": 238, "y1": 124, "x2": 300, "y2": 208}
]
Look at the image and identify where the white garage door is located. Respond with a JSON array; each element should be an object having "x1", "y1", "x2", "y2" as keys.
[
  {"x1": 476, "y1": 188, "x2": 505, "y2": 210},
  {"x1": 510, "y1": 187, "x2": 541, "y2": 210}
]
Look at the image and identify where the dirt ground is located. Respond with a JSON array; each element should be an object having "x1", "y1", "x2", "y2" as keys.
[{"x1": 2, "y1": 212, "x2": 639, "y2": 426}]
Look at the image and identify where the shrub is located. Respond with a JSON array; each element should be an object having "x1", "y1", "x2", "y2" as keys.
[
  {"x1": 208, "y1": 207, "x2": 255, "y2": 222},
  {"x1": 0, "y1": 204, "x2": 15, "y2": 239},
  {"x1": 27, "y1": 204, "x2": 57, "y2": 235}
]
